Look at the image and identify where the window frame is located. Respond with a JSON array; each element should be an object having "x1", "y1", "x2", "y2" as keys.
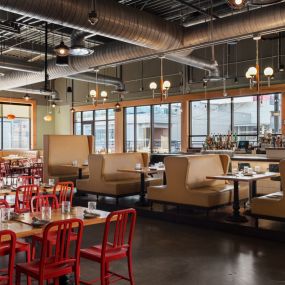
[
  {"x1": 189, "y1": 93, "x2": 282, "y2": 148},
  {"x1": 124, "y1": 103, "x2": 182, "y2": 153}
]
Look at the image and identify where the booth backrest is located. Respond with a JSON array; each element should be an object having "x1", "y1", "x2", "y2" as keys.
[
  {"x1": 43, "y1": 135, "x2": 93, "y2": 179},
  {"x1": 186, "y1": 155, "x2": 229, "y2": 189},
  {"x1": 102, "y1": 153, "x2": 149, "y2": 182}
]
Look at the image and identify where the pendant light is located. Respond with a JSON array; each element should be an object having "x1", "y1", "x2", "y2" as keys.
[
  {"x1": 88, "y1": 0, "x2": 99, "y2": 25},
  {"x1": 70, "y1": 79, "x2": 75, "y2": 113},
  {"x1": 7, "y1": 97, "x2": 15, "y2": 120}
]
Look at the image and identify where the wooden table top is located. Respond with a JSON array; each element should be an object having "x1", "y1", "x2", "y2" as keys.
[
  {"x1": 206, "y1": 172, "x2": 278, "y2": 182},
  {"x1": 118, "y1": 167, "x2": 164, "y2": 174},
  {"x1": 61, "y1": 164, "x2": 88, "y2": 169},
  {"x1": 0, "y1": 185, "x2": 54, "y2": 196},
  {"x1": 1, "y1": 207, "x2": 111, "y2": 240}
]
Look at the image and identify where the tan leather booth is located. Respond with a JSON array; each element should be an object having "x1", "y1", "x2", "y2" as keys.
[
  {"x1": 251, "y1": 160, "x2": 285, "y2": 219},
  {"x1": 148, "y1": 154, "x2": 248, "y2": 208},
  {"x1": 76, "y1": 152, "x2": 161, "y2": 201},
  {"x1": 43, "y1": 135, "x2": 93, "y2": 182}
]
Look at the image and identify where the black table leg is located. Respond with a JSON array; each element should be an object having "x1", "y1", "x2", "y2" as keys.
[
  {"x1": 135, "y1": 173, "x2": 149, "y2": 206},
  {"x1": 163, "y1": 171, "x2": 167, "y2": 185},
  {"x1": 226, "y1": 181, "x2": 248, "y2": 223},
  {"x1": 251, "y1": 180, "x2": 257, "y2": 198},
  {"x1": 78, "y1": 168, "x2": 83, "y2": 180}
]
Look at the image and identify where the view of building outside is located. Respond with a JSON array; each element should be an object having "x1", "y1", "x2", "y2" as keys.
[
  {"x1": 125, "y1": 103, "x2": 182, "y2": 153},
  {"x1": 3, "y1": 104, "x2": 30, "y2": 149},
  {"x1": 190, "y1": 94, "x2": 281, "y2": 147},
  {"x1": 74, "y1": 109, "x2": 115, "y2": 153}
]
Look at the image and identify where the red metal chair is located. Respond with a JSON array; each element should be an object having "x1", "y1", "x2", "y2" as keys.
[
  {"x1": 16, "y1": 219, "x2": 83, "y2": 285},
  {"x1": 80, "y1": 208, "x2": 137, "y2": 285},
  {"x1": 14, "y1": 185, "x2": 39, "y2": 214},
  {"x1": 17, "y1": 175, "x2": 35, "y2": 186},
  {"x1": 3, "y1": 162, "x2": 18, "y2": 185},
  {"x1": 53, "y1": 181, "x2": 74, "y2": 206},
  {"x1": 30, "y1": 194, "x2": 59, "y2": 213},
  {"x1": 0, "y1": 230, "x2": 16, "y2": 285},
  {"x1": 0, "y1": 202, "x2": 31, "y2": 285}
]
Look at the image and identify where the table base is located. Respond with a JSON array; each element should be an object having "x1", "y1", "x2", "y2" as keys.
[
  {"x1": 135, "y1": 199, "x2": 150, "y2": 207},
  {"x1": 226, "y1": 215, "x2": 248, "y2": 223}
]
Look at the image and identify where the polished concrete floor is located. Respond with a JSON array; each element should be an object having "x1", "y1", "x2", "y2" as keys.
[{"x1": 79, "y1": 216, "x2": 285, "y2": 285}]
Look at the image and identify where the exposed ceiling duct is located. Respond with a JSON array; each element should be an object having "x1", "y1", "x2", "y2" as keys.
[
  {"x1": 70, "y1": 30, "x2": 94, "y2": 56},
  {"x1": 0, "y1": 1, "x2": 285, "y2": 89},
  {"x1": 0, "y1": 56, "x2": 43, "y2": 73},
  {"x1": 67, "y1": 72, "x2": 125, "y2": 91},
  {"x1": 8, "y1": 87, "x2": 57, "y2": 96}
]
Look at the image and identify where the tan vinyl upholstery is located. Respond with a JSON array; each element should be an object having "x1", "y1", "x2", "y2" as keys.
[
  {"x1": 251, "y1": 160, "x2": 285, "y2": 218},
  {"x1": 148, "y1": 154, "x2": 248, "y2": 208},
  {"x1": 43, "y1": 135, "x2": 93, "y2": 182},
  {"x1": 76, "y1": 153, "x2": 161, "y2": 197}
]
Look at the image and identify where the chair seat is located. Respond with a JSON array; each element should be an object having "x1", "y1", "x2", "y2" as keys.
[
  {"x1": 80, "y1": 243, "x2": 128, "y2": 262},
  {"x1": 16, "y1": 257, "x2": 76, "y2": 279}
]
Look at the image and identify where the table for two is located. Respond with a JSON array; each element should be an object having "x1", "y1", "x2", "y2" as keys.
[{"x1": 206, "y1": 172, "x2": 278, "y2": 223}]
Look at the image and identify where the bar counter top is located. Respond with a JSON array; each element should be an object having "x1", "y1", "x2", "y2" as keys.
[{"x1": 231, "y1": 155, "x2": 280, "y2": 162}]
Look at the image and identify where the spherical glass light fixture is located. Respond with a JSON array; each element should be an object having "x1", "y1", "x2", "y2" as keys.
[
  {"x1": 101, "y1": 90, "x2": 108, "y2": 98},
  {"x1": 245, "y1": 70, "x2": 251, "y2": 79},
  {"x1": 89, "y1": 89, "x2": 97, "y2": 98},
  {"x1": 149, "y1": 82, "x2": 157, "y2": 90},
  {"x1": 163, "y1": 80, "x2": 171, "y2": 90},
  {"x1": 247, "y1": 66, "x2": 257, "y2": 77},
  {"x1": 264, "y1": 67, "x2": 274, "y2": 77}
]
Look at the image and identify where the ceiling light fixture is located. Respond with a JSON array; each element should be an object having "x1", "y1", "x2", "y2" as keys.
[
  {"x1": 54, "y1": 41, "x2": 70, "y2": 57},
  {"x1": 149, "y1": 57, "x2": 171, "y2": 100},
  {"x1": 88, "y1": 0, "x2": 99, "y2": 25},
  {"x1": 101, "y1": 90, "x2": 108, "y2": 99},
  {"x1": 51, "y1": 102, "x2": 56, "y2": 108},
  {"x1": 70, "y1": 46, "x2": 94, "y2": 56},
  {"x1": 114, "y1": 102, "x2": 121, "y2": 112},
  {"x1": 227, "y1": 0, "x2": 247, "y2": 9},
  {"x1": 43, "y1": 114, "x2": 52, "y2": 122},
  {"x1": 23, "y1": 94, "x2": 30, "y2": 101},
  {"x1": 264, "y1": 66, "x2": 274, "y2": 86},
  {"x1": 70, "y1": 107, "x2": 75, "y2": 113}
]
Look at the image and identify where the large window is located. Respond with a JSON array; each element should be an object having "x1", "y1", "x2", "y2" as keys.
[
  {"x1": 2, "y1": 104, "x2": 31, "y2": 149},
  {"x1": 124, "y1": 103, "x2": 182, "y2": 153},
  {"x1": 73, "y1": 109, "x2": 115, "y2": 153},
  {"x1": 190, "y1": 93, "x2": 282, "y2": 147}
]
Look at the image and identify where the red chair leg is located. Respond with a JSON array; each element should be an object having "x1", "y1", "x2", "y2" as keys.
[
  {"x1": 31, "y1": 239, "x2": 36, "y2": 260},
  {"x1": 74, "y1": 266, "x2": 80, "y2": 285},
  {"x1": 16, "y1": 270, "x2": 21, "y2": 285},
  {"x1": 105, "y1": 262, "x2": 110, "y2": 285},
  {"x1": 26, "y1": 248, "x2": 31, "y2": 285},
  {"x1": 101, "y1": 263, "x2": 106, "y2": 285},
  {"x1": 128, "y1": 253, "x2": 135, "y2": 285}
]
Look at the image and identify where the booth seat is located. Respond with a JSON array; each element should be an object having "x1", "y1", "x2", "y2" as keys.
[
  {"x1": 43, "y1": 135, "x2": 93, "y2": 183},
  {"x1": 251, "y1": 160, "x2": 285, "y2": 220},
  {"x1": 148, "y1": 154, "x2": 248, "y2": 209},
  {"x1": 76, "y1": 153, "x2": 161, "y2": 201}
]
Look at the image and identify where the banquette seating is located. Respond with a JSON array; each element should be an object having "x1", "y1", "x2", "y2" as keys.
[
  {"x1": 251, "y1": 159, "x2": 285, "y2": 220},
  {"x1": 76, "y1": 152, "x2": 161, "y2": 203},
  {"x1": 148, "y1": 154, "x2": 248, "y2": 209},
  {"x1": 43, "y1": 135, "x2": 93, "y2": 183}
]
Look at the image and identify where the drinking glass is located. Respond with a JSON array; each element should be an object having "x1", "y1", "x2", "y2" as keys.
[
  {"x1": 135, "y1": 163, "x2": 141, "y2": 170},
  {"x1": 62, "y1": 201, "x2": 71, "y2": 214},
  {"x1": 41, "y1": 206, "x2": 51, "y2": 221},
  {"x1": 254, "y1": 166, "x2": 261, "y2": 173},
  {"x1": 88, "y1": 201, "x2": 97, "y2": 213},
  {"x1": 1, "y1": 208, "x2": 10, "y2": 223},
  {"x1": 48, "y1": 178, "x2": 55, "y2": 186}
]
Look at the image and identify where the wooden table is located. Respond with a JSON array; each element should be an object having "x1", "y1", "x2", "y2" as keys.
[
  {"x1": 1, "y1": 207, "x2": 110, "y2": 240},
  {"x1": 0, "y1": 185, "x2": 54, "y2": 197},
  {"x1": 206, "y1": 172, "x2": 278, "y2": 223},
  {"x1": 61, "y1": 164, "x2": 88, "y2": 179},
  {"x1": 2, "y1": 156, "x2": 26, "y2": 162},
  {"x1": 118, "y1": 167, "x2": 159, "y2": 206}
]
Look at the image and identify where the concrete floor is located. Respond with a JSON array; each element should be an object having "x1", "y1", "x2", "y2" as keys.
[{"x1": 79, "y1": 216, "x2": 285, "y2": 285}]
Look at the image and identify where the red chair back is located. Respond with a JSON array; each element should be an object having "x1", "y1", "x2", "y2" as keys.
[
  {"x1": 53, "y1": 182, "x2": 74, "y2": 206},
  {"x1": 15, "y1": 185, "x2": 39, "y2": 213},
  {"x1": 0, "y1": 230, "x2": 16, "y2": 285},
  {"x1": 30, "y1": 194, "x2": 59, "y2": 213},
  {"x1": 3, "y1": 162, "x2": 11, "y2": 176},
  {"x1": 0, "y1": 199, "x2": 9, "y2": 208},
  {"x1": 39, "y1": 219, "x2": 83, "y2": 274},
  {"x1": 102, "y1": 209, "x2": 136, "y2": 257},
  {"x1": 17, "y1": 175, "x2": 35, "y2": 185}
]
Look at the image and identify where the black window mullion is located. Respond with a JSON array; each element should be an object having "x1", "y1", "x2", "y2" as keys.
[
  {"x1": 106, "y1": 110, "x2": 109, "y2": 153},
  {"x1": 150, "y1": 105, "x2": 154, "y2": 153},
  {"x1": 134, "y1": 107, "x2": 137, "y2": 152},
  {"x1": 207, "y1": 99, "x2": 210, "y2": 135},
  {"x1": 257, "y1": 95, "x2": 260, "y2": 142}
]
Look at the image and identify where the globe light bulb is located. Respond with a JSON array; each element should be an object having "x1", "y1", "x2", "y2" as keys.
[
  {"x1": 149, "y1": 82, "x2": 157, "y2": 90},
  {"x1": 89, "y1": 89, "x2": 97, "y2": 97},
  {"x1": 101, "y1": 90, "x2": 108, "y2": 98},
  {"x1": 163, "y1": 80, "x2": 171, "y2": 90},
  {"x1": 248, "y1": 66, "x2": 257, "y2": 77},
  {"x1": 264, "y1": 66, "x2": 274, "y2": 77}
]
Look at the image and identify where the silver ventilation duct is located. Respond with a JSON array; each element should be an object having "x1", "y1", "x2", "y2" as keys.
[
  {"x1": 0, "y1": 0, "x2": 183, "y2": 51},
  {"x1": 0, "y1": 56, "x2": 42, "y2": 73},
  {"x1": 9, "y1": 87, "x2": 57, "y2": 96},
  {"x1": 67, "y1": 72, "x2": 125, "y2": 91}
]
